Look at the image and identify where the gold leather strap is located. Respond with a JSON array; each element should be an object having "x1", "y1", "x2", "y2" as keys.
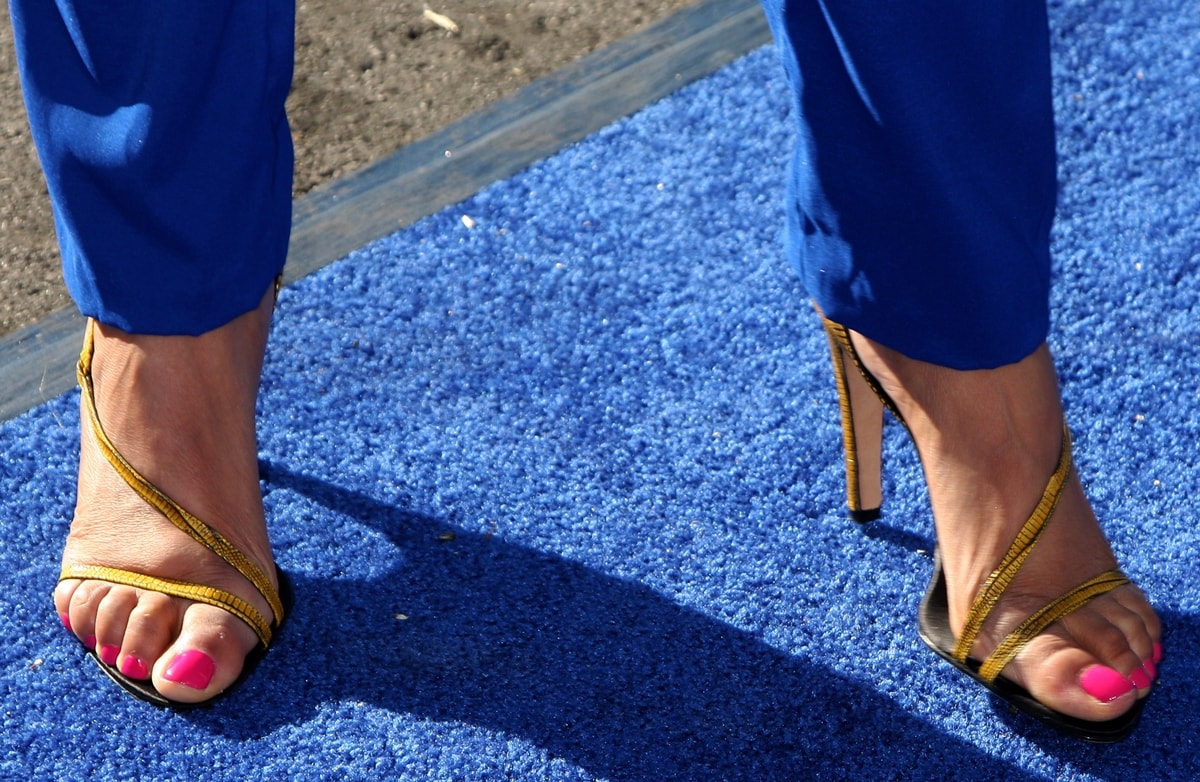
[
  {"x1": 60, "y1": 564, "x2": 275, "y2": 647},
  {"x1": 951, "y1": 423, "x2": 1073, "y2": 663},
  {"x1": 61, "y1": 320, "x2": 283, "y2": 647},
  {"x1": 978, "y1": 569, "x2": 1130, "y2": 683},
  {"x1": 951, "y1": 423, "x2": 1132, "y2": 684},
  {"x1": 826, "y1": 327, "x2": 868, "y2": 513}
]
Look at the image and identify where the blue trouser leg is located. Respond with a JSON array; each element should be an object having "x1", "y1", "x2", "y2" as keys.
[
  {"x1": 760, "y1": 1, "x2": 1057, "y2": 369},
  {"x1": 9, "y1": 0, "x2": 295, "y2": 335}
]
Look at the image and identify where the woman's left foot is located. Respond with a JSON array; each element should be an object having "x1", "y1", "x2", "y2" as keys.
[{"x1": 847, "y1": 331, "x2": 1161, "y2": 725}]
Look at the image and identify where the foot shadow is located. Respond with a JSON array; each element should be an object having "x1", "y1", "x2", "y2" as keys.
[
  {"x1": 186, "y1": 462, "x2": 1053, "y2": 781},
  {"x1": 859, "y1": 518, "x2": 934, "y2": 556}
]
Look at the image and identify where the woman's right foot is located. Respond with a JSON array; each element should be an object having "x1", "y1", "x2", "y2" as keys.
[{"x1": 54, "y1": 286, "x2": 281, "y2": 704}]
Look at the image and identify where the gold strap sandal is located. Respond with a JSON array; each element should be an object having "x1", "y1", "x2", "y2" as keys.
[
  {"x1": 822, "y1": 315, "x2": 1146, "y2": 742},
  {"x1": 59, "y1": 319, "x2": 290, "y2": 707}
]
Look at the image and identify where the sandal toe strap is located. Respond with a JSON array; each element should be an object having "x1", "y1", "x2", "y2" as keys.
[
  {"x1": 60, "y1": 564, "x2": 276, "y2": 648},
  {"x1": 948, "y1": 422, "x2": 1139, "y2": 684},
  {"x1": 953, "y1": 423, "x2": 1074, "y2": 662},
  {"x1": 978, "y1": 569, "x2": 1130, "y2": 684}
]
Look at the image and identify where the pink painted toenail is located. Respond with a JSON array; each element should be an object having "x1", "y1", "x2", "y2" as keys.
[
  {"x1": 1129, "y1": 666, "x2": 1152, "y2": 690},
  {"x1": 59, "y1": 614, "x2": 72, "y2": 633},
  {"x1": 99, "y1": 644, "x2": 120, "y2": 667},
  {"x1": 119, "y1": 656, "x2": 150, "y2": 680},
  {"x1": 1142, "y1": 658, "x2": 1157, "y2": 679},
  {"x1": 1080, "y1": 665, "x2": 1135, "y2": 703},
  {"x1": 83, "y1": 635, "x2": 96, "y2": 650},
  {"x1": 163, "y1": 650, "x2": 216, "y2": 690},
  {"x1": 1153, "y1": 642, "x2": 1164, "y2": 663}
]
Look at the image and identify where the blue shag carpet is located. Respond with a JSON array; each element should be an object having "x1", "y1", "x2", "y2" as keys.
[{"x1": 3, "y1": 2, "x2": 1199, "y2": 779}]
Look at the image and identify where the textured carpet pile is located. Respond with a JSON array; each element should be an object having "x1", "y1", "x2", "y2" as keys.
[{"x1": 2, "y1": 2, "x2": 1199, "y2": 779}]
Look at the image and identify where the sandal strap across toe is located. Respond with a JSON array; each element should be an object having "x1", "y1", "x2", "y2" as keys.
[
  {"x1": 59, "y1": 564, "x2": 275, "y2": 646},
  {"x1": 914, "y1": 429, "x2": 1138, "y2": 741},
  {"x1": 59, "y1": 320, "x2": 288, "y2": 703},
  {"x1": 952, "y1": 422, "x2": 1072, "y2": 666},
  {"x1": 977, "y1": 568, "x2": 1130, "y2": 684},
  {"x1": 946, "y1": 423, "x2": 1132, "y2": 684}
]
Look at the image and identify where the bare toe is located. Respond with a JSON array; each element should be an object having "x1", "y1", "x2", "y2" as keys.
[
  {"x1": 94, "y1": 586, "x2": 138, "y2": 666},
  {"x1": 152, "y1": 604, "x2": 262, "y2": 702},
  {"x1": 115, "y1": 591, "x2": 178, "y2": 680}
]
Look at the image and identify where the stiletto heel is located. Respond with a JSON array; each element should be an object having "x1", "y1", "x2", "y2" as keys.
[
  {"x1": 821, "y1": 316, "x2": 904, "y2": 523},
  {"x1": 824, "y1": 322, "x2": 884, "y2": 522}
]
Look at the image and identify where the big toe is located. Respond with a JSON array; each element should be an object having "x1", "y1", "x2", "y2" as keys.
[
  {"x1": 150, "y1": 603, "x2": 262, "y2": 703},
  {"x1": 1019, "y1": 646, "x2": 1145, "y2": 724},
  {"x1": 1012, "y1": 598, "x2": 1159, "y2": 723}
]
